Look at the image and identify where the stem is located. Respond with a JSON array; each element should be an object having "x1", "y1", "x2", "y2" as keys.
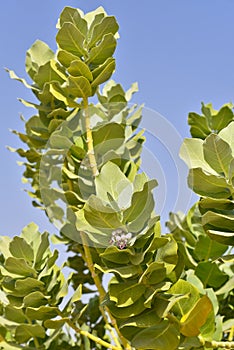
[
  {"x1": 65, "y1": 318, "x2": 122, "y2": 350},
  {"x1": 80, "y1": 232, "x2": 125, "y2": 348},
  {"x1": 83, "y1": 97, "x2": 99, "y2": 177},
  {"x1": 81, "y1": 98, "x2": 131, "y2": 349},
  {"x1": 199, "y1": 336, "x2": 234, "y2": 349}
]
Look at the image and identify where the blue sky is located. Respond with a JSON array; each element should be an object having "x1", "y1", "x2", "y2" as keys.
[{"x1": 1, "y1": 0, "x2": 234, "y2": 237}]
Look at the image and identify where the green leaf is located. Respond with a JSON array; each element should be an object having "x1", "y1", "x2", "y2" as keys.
[
  {"x1": 70, "y1": 284, "x2": 82, "y2": 303},
  {"x1": 212, "y1": 106, "x2": 234, "y2": 132},
  {"x1": 95, "y1": 263, "x2": 140, "y2": 278},
  {"x1": 107, "y1": 296, "x2": 146, "y2": 319},
  {"x1": 67, "y1": 60, "x2": 93, "y2": 81},
  {"x1": 14, "y1": 278, "x2": 45, "y2": 297},
  {"x1": 218, "y1": 120, "x2": 234, "y2": 153},
  {"x1": 195, "y1": 261, "x2": 228, "y2": 288},
  {"x1": 188, "y1": 112, "x2": 210, "y2": 139},
  {"x1": 139, "y1": 262, "x2": 166, "y2": 285},
  {"x1": 5, "y1": 305, "x2": 27, "y2": 323},
  {"x1": 95, "y1": 161, "x2": 133, "y2": 209},
  {"x1": 109, "y1": 277, "x2": 146, "y2": 307},
  {"x1": 169, "y1": 280, "x2": 200, "y2": 316},
  {"x1": 9, "y1": 237, "x2": 34, "y2": 263},
  {"x1": 49, "y1": 134, "x2": 73, "y2": 149},
  {"x1": 202, "y1": 211, "x2": 234, "y2": 233},
  {"x1": 34, "y1": 60, "x2": 66, "y2": 88},
  {"x1": 156, "y1": 235, "x2": 178, "y2": 274},
  {"x1": 100, "y1": 245, "x2": 133, "y2": 264},
  {"x1": 44, "y1": 318, "x2": 67, "y2": 329},
  {"x1": 26, "y1": 306, "x2": 58, "y2": 321},
  {"x1": 65, "y1": 76, "x2": 92, "y2": 98},
  {"x1": 26, "y1": 40, "x2": 54, "y2": 79},
  {"x1": 207, "y1": 229, "x2": 234, "y2": 246},
  {"x1": 15, "y1": 324, "x2": 46, "y2": 343},
  {"x1": 180, "y1": 295, "x2": 213, "y2": 337},
  {"x1": 91, "y1": 58, "x2": 115, "y2": 87},
  {"x1": 56, "y1": 22, "x2": 86, "y2": 57},
  {"x1": 35, "y1": 232, "x2": 50, "y2": 267},
  {"x1": 92, "y1": 122, "x2": 125, "y2": 154},
  {"x1": 84, "y1": 196, "x2": 122, "y2": 231},
  {"x1": 89, "y1": 16, "x2": 119, "y2": 48},
  {"x1": 23, "y1": 291, "x2": 48, "y2": 308},
  {"x1": 57, "y1": 50, "x2": 81, "y2": 67},
  {"x1": 180, "y1": 138, "x2": 216, "y2": 173},
  {"x1": 131, "y1": 320, "x2": 180, "y2": 350},
  {"x1": 6, "y1": 68, "x2": 37, "y2": 90},
  {"x1": 216, "y1": 276, "x2": 234, "y2": 295},
  {"x1": 194, "y1": 235, "x2": 228, "y2": 260},
  {"x1": 188, "y1": 168, "x2": 231, "y2": 199},
  {"x1": 123, "y1": 179, "x2": 157, "y2": 224},
  {"x1": 203, "y1": 134, "x2": 233, "y2": 176},
  {"x1": 4, "y1": 257, "x2": 36, "y2": 277},
  {"x1": 59, "y1": 6, "x2": 88, "y2": 36},
  {"x1": 88, "y1": 33, "x2": 116, "y2": 65}
]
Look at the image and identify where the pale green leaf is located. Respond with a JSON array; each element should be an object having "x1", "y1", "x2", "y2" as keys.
[
  {"x1": 59, "y1": 6, "x2": 87, "y2": 36},
  {"x1": 26, "y1": 40, "x2": 54, "y2": 79},
  {"x1": 57, "y1": 50, "x2": 81, "y2": 67},
  {"x1": 188, "y1": 168, "x2": 231, "y2": 199},
  {"x1": 68, "y1": 60, "x2": 93, "y2": 81},
  {"x1": 219, "y1": 121, "x2": 234, "y2": 154},
  {"x1": 89, "y1": 16, "x2": 119, "y2": 48},
  {"x1": 203, "y1": 134, "x2": 233, "y2": 176},
  {"x1": 180, "y1": 138, "x2": 216, "y2": 173},
  {"x1": 91, "y1": 58, "x2": 115, "y2": 87},
  {"x1": 95, "y1": 161, "x2": 133, "y2": 209},
  {"x1": 9, "y1": 237, "x2": 34, "y2": 263},
  {"x1": 6, "y1": 68, "x2": 37, "y2": 90},
  {"x1": 169, "y1": 280, "x2": 200, "y2": 316},
  {"x1": 88, "y1": 33, "x2": 116, "y2": 65},
  {"x1": 34, "y1": 60, "x2": 66, "y2": 88},
  {"x1": 56, "y1": 22, "x2": 86, "y2": 57},
  {"x1": 65, "y1": 76, "x2": 92, "y2": 98}
]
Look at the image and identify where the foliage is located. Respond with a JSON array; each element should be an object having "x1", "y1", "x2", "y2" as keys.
[{"x1": 1, "y1": 6, "x2": 233, "y2": 350}]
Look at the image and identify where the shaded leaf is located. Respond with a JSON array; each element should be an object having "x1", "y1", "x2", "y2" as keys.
[
  {"x1": 131, "y1": 320, "x2": 180, "y2": 350},
  {"x1": 15, "y1": 324, "x2": 45, "y2": 343}
]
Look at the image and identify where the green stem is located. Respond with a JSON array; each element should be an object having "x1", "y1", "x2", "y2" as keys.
[
  {"x1": 81, "y1": 97, "x2": 131, "y2": 349},
  {"x1": 80, "y1": 232, "x2": 126, "y2": 349},
  {"x1": 83, "y1": 97, "x2": 99, "y2": 177},
  {"x1": 65, "y1": 317, "x2": 122, "y2": 350},
  {"x1": 199, "y1": 336, "x2": 234, "y2": 349}
]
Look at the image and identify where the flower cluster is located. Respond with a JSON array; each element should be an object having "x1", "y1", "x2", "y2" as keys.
[{"x1": 110, "y1": 229, "x2": 132, "y2": 249}]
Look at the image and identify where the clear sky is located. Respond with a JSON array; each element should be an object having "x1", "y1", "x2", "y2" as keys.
[{"x1": 1, "y1": 0, "x2": 234, "y2": 238}]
